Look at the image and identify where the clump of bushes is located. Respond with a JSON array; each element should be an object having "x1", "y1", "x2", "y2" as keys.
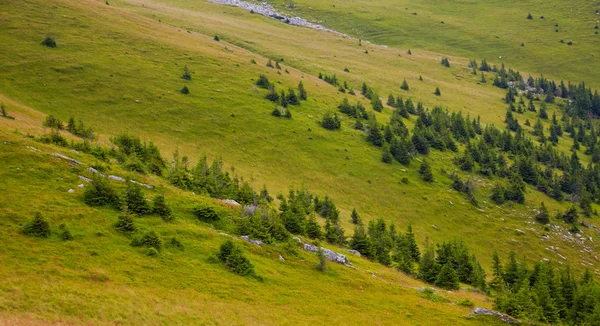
[
  {"x1": 152, "y1": 193, "x2": 173, "y2": 221},
  {"x1": 114, "y1": 211, "x2": 136, "y2": 233},
  {"x1": 193, "y1": 206, "x2": 220, "y2": 222},
  {"x1": 124, "y1": 184, "x2": 151, "y2": 215},
  {"x1": 218, "y1": 240, "x2": 257, "y2": 277},
  {"x1": 22, "y1": 212, "x2": 51, "y2": 238},
  {"x1": 59, "y1": 223, "x2": 74, "y2": 241},
  {"x1": 83, "y1": 177, "x2": 120, "y2": 208},
  {"x1": 320, "y1": 111, "x2": 341, "y2": 130},
  {"x1": 41, "y1": 37, "x2": 57, "y2": 48},
  {"x1": 131, "y1": 230, "x2": 162, "y2": 251}
]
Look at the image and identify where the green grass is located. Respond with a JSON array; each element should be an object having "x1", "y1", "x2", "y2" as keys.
[
  {"x1": 0, "y1": 0, "x2": 599, "y2": 322},
  {"x1": 0, "y1": 130, "x2": 503, "y2": 325}
]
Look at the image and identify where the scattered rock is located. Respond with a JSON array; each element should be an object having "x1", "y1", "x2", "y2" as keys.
[
  {"x1": 469, "y1": 308, "x2": 520, "y2": 324},
  {"x1": 79, "y1": 175, "x2": 92, "y2": 183},
  {"x1": 293, "y1": 236, "x2": 302, "y2": 243},
  {"x1": 52, "y1": 153, "x2": 82, "y2": 165},
  {"x1": 303, "y1": 243, "x2": 351, "y2": 266},
  {"x1": 130, "y1": 179, "x2": 153, "y2": 189},
  {"x1": 108, "y1": 175, "x2": 125, "y2": 182},
  {"x1": 279, "y1": 255, "x2": 285, "y2": 261},
  {"x1": 241, "y1": 235, "x2": 264, "y2": 246},
  {"x1": 68, "y1": 189, "x2": 75, "y2": 193},
  {"x1": 222, "y1": 199, "x2": 241, "y2": 206},
  {"x1": 77, "y1": 184, "x2": 84, "y2": 188},
  {"x1": 26, "y1": 146, "x2": 38, "y2": 152}
]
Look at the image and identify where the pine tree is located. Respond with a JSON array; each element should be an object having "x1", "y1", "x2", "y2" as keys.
[
  {"x1": 181, "y1": 65, "x2": 192, "y2": 80},
  {"x1": 298, "y1": 81, "x2": 307, "y2": 100},
  {"x1": 351, "y1": 208, "x2": 361, "y2": 225},
  {"x1": 153, "y1": 193, "x2": 173, "y2": 221},
  {"x1": 125, "y1": 184, "x2": 151, "y2": 215},
  {"x1": 480, "y1": 72, "x2": 486, "y2": 83},
  {"x1": 419, "y1": 240, "x2": 439, "y2": 283},
  {"x1": 535, "y1": 202, "x2": 549, "y2": 224},
  {"x1": 350, "y1": 221, "x2": 372, "y2": 258},
  {"x1": 419, "y1": 160, "x2": 433, "y2": 182},
  {"x1": 22, "y1": 212, "x2": 51, "y2": 238},
  {"x1": 404, "y1": 224, "x2": 420, "y2": 262},
  {"x1": 400, "y1": 79, "x2": 409, "y2": 91},
  {"x1": 381, "y1": 144, "x2": 393, "y2": 163},
  {"x1": 286, "y1": 88, "x2": 300, "y2": 105},
  {"x1": 305, "y1": 212, "x2": 323, "y2": 239},
  {"x1": 435, "y1": 263, "x2": 460, "y2": 290},
  {"x1": 434, "y1": 87, "x2": 441, "y2": 96}
]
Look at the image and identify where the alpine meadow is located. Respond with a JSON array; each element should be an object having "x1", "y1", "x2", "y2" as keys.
[{"x1": 1, "y1": 0, "x2": 600, "y2": 324}]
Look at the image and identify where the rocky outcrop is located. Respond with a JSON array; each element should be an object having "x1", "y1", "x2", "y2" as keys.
[
  {"x1": 470, "y1": 308, "x2": 520, "y2": 324},
  {"x1": 52, "y1": 153, "x2": 82, "y2": 165},
  {"x1": 303, "y1": 243, "x2": 351, "y2": 266},
  {"x1": 208, "y1": 0, "x2": 350, "y2": 38},
  {"x1": 241, "y1": 235, "x2": 264, "y2": 246}
]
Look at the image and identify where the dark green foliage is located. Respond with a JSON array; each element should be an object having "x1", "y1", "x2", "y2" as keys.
[
  {"x1": 286, "y1": 88, "x2": 300, "y2": 105},
  {"x1": 400, "y1": 79, "x2": 409, "y2": 91},
  {"x1": 153, "y1": 194, "x2": 173, "y2": 221},
  {"x1": 562, "y1": 206, "x2": 578, "y2": 224},
  {"x1": 535, "y1": 202, "x2": 550, "y2": 224},
  {"x1": 321, "y1": 111, "x2": 341, "y2": 130},
  {"x1": 266, "y1": 59, "x2": 274, "y2": 68},
  {"x1": 59, "y1": 227, "x2": 74, "y2": 241},
  {"x1": 419, "y1": 160, "x2": 433, "y2": 182},
  {"x1": 180, "y1": 85, "x2": 189, "y2": 94},
  {"x1": 265, "y1": 86, "x2": 279, "y2": 102},
  {"x1": 218, "y1": 240, "x2": 256, "y2": 276},
  {"x1": 169, "y1": 237, "x2": 184, "y2": 250},
  {"x1": 419, "y1": 243, "x2": 439, "y2": 283},
  {"x1": 22, "y1": 212, "x2": 51, "y2": 238},
  {"x1": 435, "y1": 263, "x2": 459, "y2": 290},
  {"x1": 181, "y1": 65, "x2": 191, "y2": 80},
  {"x1": 381, "y1": 144, "x2": 393, "y2": 163},
  {"x1": 298, "y1": 81, "x2": 307, "y2": 100},
  {"x1": 41, "y1": 37, "x2": 56, "y2": 47},
  {"x1": 305, "y1": 213, "x2": 323, "y2": 239},
  {"x1": 193, "y1": 206, "x2": 220, "y2": 222},
  {"x1": 114, "y1": 212, "x2": 136, "y2": 233},
  {"x1": 316, "y1": 245, "x2": 327, "y2": 272},
  {"x1": 350, "y1": 208, "x2": 361, "y2": 225},
  {"x1": 256, "y1": 74, "x2": 271, "y2": 89},
  {"x1": 124, "y1": 184, "x2": 151, "y2": 215},
  {"x1": 350, "y1": 221, "x2": 372, "y2": 258},
  {"x1": 527, "y1": 13, "x2": 533, "y2": 19},
  {"x1": 213, "y1": 35, "x2": 220, "y2": 41},
  {"x1": 111, "y1": 134, "x2": 166, "y2": 176},
  {"x1": 0, "y1": 103, "x2": 14, "y2": 120},
  {"x1": 83, "y1": 177, "x2": 120, "y2": 208},
  {"x1": 43, "y1": 115, "x2": 64, "y2": 130},
  {"x1": 434, "y1": 87, "x2": 441, "y2": 96},
  {"x1": 131, "y1": 230, "x2": 162, "y2": 251},
  {"x1": 440, "y1": 57, "x2": 450, "y2": 67}
]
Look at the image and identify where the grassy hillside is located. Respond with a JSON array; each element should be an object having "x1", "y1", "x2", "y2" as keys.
[
  {"x1": 0, "y1": 0, "x2": 599, "y2": 323},
  {"x1": 0, "y1": 129, "x2": 506, "y2": 325},
  {"x1": 264, "y1": 0, "x2": 600, "y2": 88}
]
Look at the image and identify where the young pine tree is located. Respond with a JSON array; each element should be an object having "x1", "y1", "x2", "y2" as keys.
[{"x1": 419, "y1": 160, "x2": 434, "y2": 182}]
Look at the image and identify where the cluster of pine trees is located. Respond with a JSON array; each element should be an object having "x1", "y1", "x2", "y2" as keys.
[{"x1": 492, "y1": 252, "x2": 600, "y2": 324}]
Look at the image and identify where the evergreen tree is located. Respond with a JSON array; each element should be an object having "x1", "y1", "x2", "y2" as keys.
[
  {"x1": 349, "y1": 221, "x2": 372, "y2": 258},
  {"x1": 535, "y1": 202, "x2": 549, "y2": 224},
  {"x1": 22, "y1": 212, "x2": 51, "y2": 238},
  {"x1": 419, "y1": 244, "x2": 439, "y2": 283},
  {"x1": 124, "y1": 184, "x2": 151, "y2": 215},
  {"x1": 256, "y1": 74, "x2": 271, "y2": 89},
  {"x1": 434, "y1": 87, "x2": 441, "y2": 96},
  {"x1": 381, "y1": 144, "x2": 393, "y2": 163},
  {"x1": 286, "y1": 88, "x2": 300, "y2": 105},
  {"x1": 153, "y1": 193, "x2": 173, "y2": 221},
  {"x1": 321, "y1": 111, "x2": 341, "y2": 130},
  {"x1": 404, "y1": 224, "x2": 420, "y2": 262},
  {"x1": 435, "y1": 263, "x2": 460, "y2": 290},
  {"x1": 298, "y1": 81, "x2": 307, "y2": 100},
  {"x1": 351, "y1": 208, "x2": 361, "y2": 225},
  {"x1": 265, "y1": 86, "x2": 279, "y2": 102},
  {"x1": 400, "y1": 79, "x2": 409, "y2": 91},
  {"x1": 419, "y1": 160, "x2": 434, "y2": 182},
  {"x1": 305, "y1": 212, "x2": 323, "y2": 239}
]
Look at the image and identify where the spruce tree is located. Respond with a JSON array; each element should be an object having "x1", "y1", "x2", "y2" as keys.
[
  {"x1": 381, "y1": 144, "x2": 393, "y2": 163},
  {"x1": 400, "y1": 79, "x2": 409, "y2": 91},
  {"x1": 351, "y1": 208, "x2": 361, "y2": 225},
  {"x1": 419, "y1": 240, "x2": 439, "y2": 283},
  {"x1": 305, "y1": 212, "x2": 323, "y2": 239},
  {"x1": 435, "y1": 263, "x2": 460, "y2": 290},
  {"x1": 419, "y1": 160, "x2": 434, "y2": 182},
  {"x1": 535, "y1": 202, "x2": 549, "y2": 224},
  {"x1": 434, "y1": 87, "x2": 441, "y2": 96},
  {"x1": 153, "y1": 193, "x2": 173, "y2": 221},
  {"x1": 298, "y1": 81, "x2": 307, "y2": 100},
  {"x1": 22, "y1": 212, "x2": 51, "y2": 238},
  {"x1": 125, "y1": 184, "x2": 151, "y2": 215}
]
